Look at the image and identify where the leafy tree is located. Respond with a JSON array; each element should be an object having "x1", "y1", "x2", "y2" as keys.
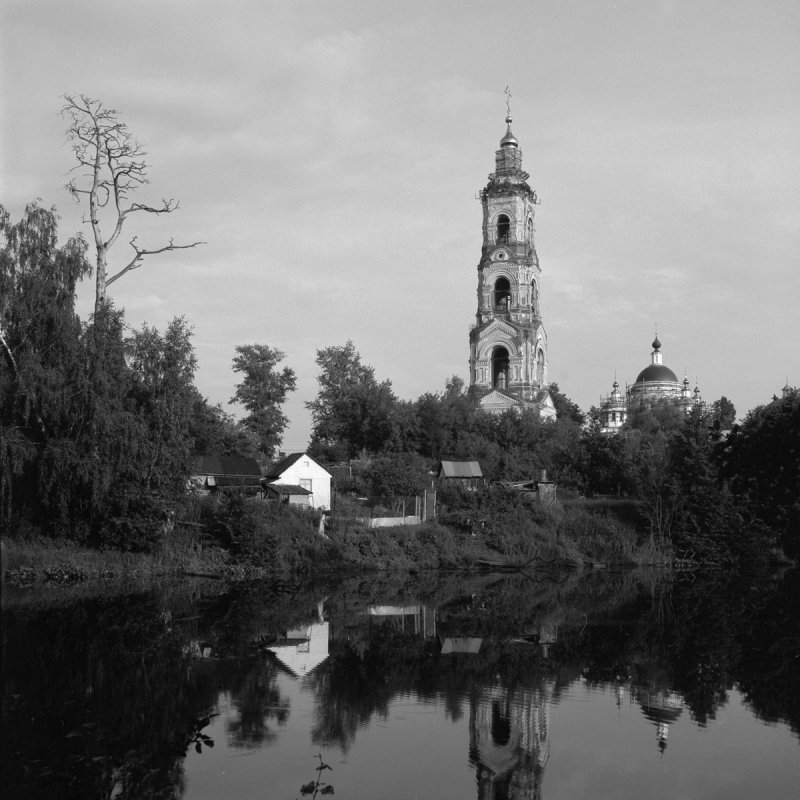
[
  {"x1": 363, "y1": 452, "x2": 431, "y2": 503},
  {"x1": 307, "y1": 341, "x2": 400, "y2": 459},
  {"x1": 189, "y1": 392, "x2": 259, "y2": 457},
  {"x1": 722, "y1": 388, "x2": 800, "y2": 556},
  {"x1": 547, "y1": 381, "x2": 585, "y2": 424},
  {"x1": 230, "y1": 344, "x2": 296, "y2": 459},
  {"x1": 709, "y1": 396, "x2": 736, "y2": 430},
  {"x1": 61, "y1": 95, "x2": 203, "y2": 317},
  {"x1": 127, "y1": 317, "x2": 197, "y2": 495},
  {"x1": 0, "y1": 202, "x2": 92, "y2": 530}
]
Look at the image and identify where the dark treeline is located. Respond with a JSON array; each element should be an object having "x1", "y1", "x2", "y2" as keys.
[{"x1": 2, "y1": 202, "x2": 798, "y2": 566}]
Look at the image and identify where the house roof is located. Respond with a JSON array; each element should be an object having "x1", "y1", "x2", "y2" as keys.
[
  {"x1": 439, "y1": 460, "x2": 483, "y2": 479},
  {"x1": 210, "y1": 476, "x2": 263, "y2": 488},
  {"x1": 264, "y1": 482, "x2": 312, "y2": 496},
  {"x1": 265, "y1": 452, "x2": 331, "y2": 480},
  {"x1": 191, "y1": 455, "x2": 262, "y2": 477}
]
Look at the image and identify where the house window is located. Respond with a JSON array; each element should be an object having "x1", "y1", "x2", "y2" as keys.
[{"x1": 300, "y1": 479, "x2": 312, "y2": 492}]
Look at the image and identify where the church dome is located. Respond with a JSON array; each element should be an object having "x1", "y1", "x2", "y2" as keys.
[
  {"x1": 500, "y1": 115, "x2": 518, "y2": 148},
  {"x1": 635, "y1": 364, "x2": 678, "y2": 384}
]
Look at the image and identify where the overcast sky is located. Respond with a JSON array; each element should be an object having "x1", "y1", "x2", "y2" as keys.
[{"x1": 3, "y1": 0, "x2": 798, "y2": 451}]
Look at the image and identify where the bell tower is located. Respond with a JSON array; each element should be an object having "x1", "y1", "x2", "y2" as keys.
[{"x1": 469, "y1": 97, "x2": 551, "y2": 416}]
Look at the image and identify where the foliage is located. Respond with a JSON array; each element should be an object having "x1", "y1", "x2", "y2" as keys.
[
  {"x1": 1, "y1": 204, "x2": 213, "y2": 546},
  {"x1": 307, "y1": 341, "x2": 401, "y2": 458},
  {"x1": 230, "y1": 343, "x2": 296, "y2": 458},
  {"x1": 548, "y1": 381, "x2": 585, "y2": 424},
  {"x1": 722, "y1": 388, "x2": 800, "y2": 557},
  {"x1": 709, "y1": 395, "x2": 736, "y2": 430},
  {"x1": 362, "y1": 452, "x2": 431, "y2": 501}
]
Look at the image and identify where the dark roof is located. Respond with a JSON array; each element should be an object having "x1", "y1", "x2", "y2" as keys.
[
  {"x1": 264, "y1": 483, "x2": 312, "y2": 496},
  {"x1": 264, "y1": 452, "x2": 306, "y2": 479},
  {"x1": 211, "y1": 476, "x2": 263, "y2": 488},
  {"x1": 439, "y1": 460, "x2": 483, "y2": 479},
  {"x1": 634, "y1": 364, "x2": 679, "y2": 384},
  {"x1": 191, "y1": 455, "x2": 262, "y2": 477}
]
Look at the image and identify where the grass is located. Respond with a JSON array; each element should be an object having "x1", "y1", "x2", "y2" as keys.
[{"x1": 2, "y1": 491, "x2": 674, "y2": 589}]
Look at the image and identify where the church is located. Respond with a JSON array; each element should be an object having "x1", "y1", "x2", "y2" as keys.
[
  {"x1": 468, "y1": 107, "x2": 556, "y2": 420},
  {"x1": 598, "y1": 336, "x2": 703, "y2": 433}
]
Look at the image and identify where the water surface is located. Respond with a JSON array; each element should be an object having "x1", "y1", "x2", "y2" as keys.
[{"x1": 3, "y1": 568, "x2": 798, "y2": 799}]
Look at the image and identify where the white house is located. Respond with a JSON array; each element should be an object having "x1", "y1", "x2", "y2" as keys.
[{"x1": 263, "y1": 453, "x2": 332, "y2": 510}]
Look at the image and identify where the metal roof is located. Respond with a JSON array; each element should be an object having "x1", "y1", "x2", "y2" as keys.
[{"x1": 439, "y1": 460, "x2": 483, "y2": 478}]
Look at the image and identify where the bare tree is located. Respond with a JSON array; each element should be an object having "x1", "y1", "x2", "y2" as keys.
[{"x1": 62, "y1": 95, "x2": 203, "y2": 317}]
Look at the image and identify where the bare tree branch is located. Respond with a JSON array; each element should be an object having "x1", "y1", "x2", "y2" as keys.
[
  {"x1": 61, "y1": 94, "x2": 203, "y2": 317},
  {"x1": 106, "y1": 237, "x2": 205, "y2": 287}
]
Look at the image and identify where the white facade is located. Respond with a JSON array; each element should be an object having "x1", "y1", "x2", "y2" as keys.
[{"x1": 269, "y1": 454, "x2": 332, "y2": 510}]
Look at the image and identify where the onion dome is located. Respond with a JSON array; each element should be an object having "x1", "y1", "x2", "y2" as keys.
[
  {"x1": 500, "y1": 115, "x2": 518, "y2": 148},
  {"x1": 652, "y1": 336, "x2": 662, "y2": 351}
]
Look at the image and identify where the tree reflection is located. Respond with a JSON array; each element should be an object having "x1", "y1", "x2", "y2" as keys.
[
  {"x1": 4, "y1": 568, "x2": 799, "y2": 799},
  {"x1": 225, "y1": 662, "x2": 290, "y2": 747}
]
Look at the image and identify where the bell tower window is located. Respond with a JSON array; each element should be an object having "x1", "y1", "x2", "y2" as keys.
[
  {"x1": 496, "y1": 214, "x2": 510, "y2": 244},
  {"x1": 492, "y1": 346, "x2": 510, "y2": 389},
  {"x1": 494, "y1": 277, "x2": 511, "y2": 311}
]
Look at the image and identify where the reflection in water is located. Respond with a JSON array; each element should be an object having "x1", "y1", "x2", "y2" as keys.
[
  {"x1": 3, "y1": 569, "x2": 799, "y2": 799},
  {"x1": 470, "y1": 682, "x2": 552, "y2": 800}
]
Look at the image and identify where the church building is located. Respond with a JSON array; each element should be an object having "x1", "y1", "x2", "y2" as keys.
[
  {"x1": 468, "y1": 107, "x2": 556, "y2": 420},
  {"x1": 599, "y1": 336, "x2": 702, "y2": 433}
]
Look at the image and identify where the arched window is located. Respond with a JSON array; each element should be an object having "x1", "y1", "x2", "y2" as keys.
[
  {"x1": 492, "y1": 346, "x2": 510, "y2": 389},
  {"x1": 527, "y1": 216, "x2": 533, "y2": 245},
  {"x1": 536, "y1": 349, "x2": 545, "y2": 385},
  {"x1": 496, "y1": 214, "x2": 510, "y2": 244},
  {"x1": 494, "y1": 277, "x2": 511, "y2": 310},
  {"x1": 531, "y1": 279, "x2": 538, "y2": 312}
]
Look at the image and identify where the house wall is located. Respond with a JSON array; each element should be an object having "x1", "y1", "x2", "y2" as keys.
[{"x1": 278, "y1": 457, "x2": 332, "y2": 509}]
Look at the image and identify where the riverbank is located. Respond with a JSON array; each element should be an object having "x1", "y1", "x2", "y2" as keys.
[{"x1": 1, "y1": 494, "x2": 673, "y2": 588}]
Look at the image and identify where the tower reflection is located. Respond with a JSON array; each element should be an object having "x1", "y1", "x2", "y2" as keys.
[{"x1": 469, "y1": 681, "x2": 553, "y2": 800}]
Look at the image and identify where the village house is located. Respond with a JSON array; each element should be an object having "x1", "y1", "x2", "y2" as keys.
[{"x1": 263, "y1": 453, "x2": 332, "y2": 510}]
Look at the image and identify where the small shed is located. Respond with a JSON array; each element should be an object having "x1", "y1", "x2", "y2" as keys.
[
  {"x1": 190, "y1": 455, "x2": 263, "y2": 494},
  {"x1": 438, "y1": 460, "x2": 483, "y2": 491},
  {"x1": 263, "y1": 453, "x2": 332, "y2": 510}
]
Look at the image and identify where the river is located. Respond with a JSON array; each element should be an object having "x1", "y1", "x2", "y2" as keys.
[{"x1": 2, "y1": 567, "x2": 798, "y2": 799}]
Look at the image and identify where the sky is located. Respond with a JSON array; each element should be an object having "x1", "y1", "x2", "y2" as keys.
[{"x1": 2, "y1": 0, "x2": 799, "y2": 451}]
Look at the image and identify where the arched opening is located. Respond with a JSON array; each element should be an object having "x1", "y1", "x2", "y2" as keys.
[
  {"x1": 496, "y1": 214, "x2": 510, "y2": 244},
  {"x1": 531, "y1": 279, "x2": 538, "y2": 313},
  {"x1": 527, "y1": 216, "x2": 533, "y2": 245},
  {"x1": 536, "y1": 348, "x2": 545, "y2": 385},
  {"x1": 494, "y1": 277, "x2": 511, "y2": 311},
  {"x1": 492, "y1": 346, "x2": 510, "y2": 390}
]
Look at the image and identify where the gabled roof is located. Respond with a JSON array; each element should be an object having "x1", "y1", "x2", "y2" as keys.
[
  {"x1": 265, "y1": 452, "x2": 331, "y2": 479},
  {"x1": 439, "y1": 460, "x2": 483, "y2": 479},
  {"x1": 191, "y1": 455, "x2": 262, "y2": 477}
]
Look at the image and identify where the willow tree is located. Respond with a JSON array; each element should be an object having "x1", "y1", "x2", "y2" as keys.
[{"x1": 61, "y1": 95, "x2": 203, "y2": 317}]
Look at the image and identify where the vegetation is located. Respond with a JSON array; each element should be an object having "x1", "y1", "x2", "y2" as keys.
[{"x1": 2, "y1": 97, "x2": 797, "y2": 576}]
